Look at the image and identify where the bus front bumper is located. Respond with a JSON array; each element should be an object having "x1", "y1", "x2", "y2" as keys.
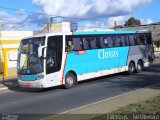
[{"x1": 18, "y1": 79, "x2": 47, "y2": 88}]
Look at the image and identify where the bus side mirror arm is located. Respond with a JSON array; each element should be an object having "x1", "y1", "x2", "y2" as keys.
[{"x1": 38, "y1": 46, "x2": 47, "y2": 58}]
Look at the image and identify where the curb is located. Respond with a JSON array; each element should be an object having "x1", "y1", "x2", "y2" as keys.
[
  {"x1": 0, "y1": 77, "x2": 17, "y2": 81},
  {"x1": 0, "y1": 87, "x2": 8, "y2": 91},
  {"x1": 0, "y1": 77, "x2": 17, "y2": 91}
]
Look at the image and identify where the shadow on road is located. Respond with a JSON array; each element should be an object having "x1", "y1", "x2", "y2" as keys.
[
  {"x1": 76, "y1": 63, "x2": 160, "y2": 91},
  {"x1": 0, "y1": 78, "x2": 63, "y2": 93}
]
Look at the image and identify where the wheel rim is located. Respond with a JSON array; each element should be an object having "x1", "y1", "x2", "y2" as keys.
[
  {"x1": 66, "y1": 76, "x2": 74, "y2": 86},
  {"x1": 137, "y1": 63, "x2": 142, "y2": 71},
  {"x1": 130, "y1": 63, "x2": 134, "y2": 73}
]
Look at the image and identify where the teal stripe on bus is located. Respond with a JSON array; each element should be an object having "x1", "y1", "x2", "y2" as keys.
[{"x1": 74, "y1": 30, "x2": 137, "y2": 35}]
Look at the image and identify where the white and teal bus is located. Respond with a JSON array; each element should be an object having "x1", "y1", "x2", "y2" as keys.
[{"x1": 17, "y1": 30, "x2": 154, "y2": 88}]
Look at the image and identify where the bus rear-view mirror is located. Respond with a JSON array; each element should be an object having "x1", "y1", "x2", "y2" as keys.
[{"x1": 38, "y1": 46, "x2": 46, "y2": 58}]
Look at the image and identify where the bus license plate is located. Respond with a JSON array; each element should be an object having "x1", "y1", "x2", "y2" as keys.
[{"x1": 25, "y1": 83, "x2": 31, "y2": 87}]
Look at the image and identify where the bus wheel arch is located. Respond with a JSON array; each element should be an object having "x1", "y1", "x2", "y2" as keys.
[
  {"x1": 136, "y1": 59, "x2": 144, "y2": 72},
  {"x1": 128, "y1": 61, "x2": 136, "y2": 75},
  {"x1": 64, "y1": 71, "x2": 77, "y2": 89}
]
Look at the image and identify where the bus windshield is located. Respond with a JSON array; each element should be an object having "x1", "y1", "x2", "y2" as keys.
[{"x1": 18, "y1": 37, "x2": 45, "y2": 75}]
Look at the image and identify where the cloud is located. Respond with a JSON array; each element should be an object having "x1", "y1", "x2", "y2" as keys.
[
  {"x1": 0, "y1": 11, "x2": 34, "y2": 30},
  {"x1": 146, "y1": 19, "x2": 153, "y2": 24},
  {"x1": 0, "y1": 11, "x2": 20, "y2": 30},
  {"x1": 24, "y1": 14, "x2": 48, "y2": 26},
  {"x1": 140, "y1": 18, "x2": 153, "y2": 25},
  {"x1": 0, "y1": 0, "x2": 154, "y2": 31},
  {"x1": 78, "y1": 20, "x2": 107, "y2": 31},
  {"x1": 32, "y1": 0, "x2": 153, "y2": 19},
  {"x1": 16, "y1": 9, "x2": 26, "y2": 15},
  {"x1": 30, "y1": 0, "x2": 153, "y2": 30},
  {"x1": 78, "y1": 15, "x2": 131, "y2": 30},
  {"x1": 107, "y1": 15, "x2": 131, "y2": 27},
  {"x1": 0, "y1": 11, "x2": 14, "y2": 20},
  {"x1": 0, "y1": 10, "x2": 46, "y2": 31}
]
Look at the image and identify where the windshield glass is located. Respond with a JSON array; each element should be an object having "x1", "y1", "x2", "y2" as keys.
[{"x1": 18, "y1": 37, "x2": 45, "y2": 75}]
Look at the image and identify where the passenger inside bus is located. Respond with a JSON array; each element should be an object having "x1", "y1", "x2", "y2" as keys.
[{"x1": 66, "y1": 40, "x2": 74, "y2": 52}]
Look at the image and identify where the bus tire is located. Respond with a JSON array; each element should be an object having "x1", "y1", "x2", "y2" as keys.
[
  {"x1": 64, "y1": 72, "x2": 76, "y2": 89},
  {"x1": 128, "y1": 62, "x2": 135, "y2": 75},
  {"x1": 136, "y1": 61, "x2": 143, "y2": 73}
]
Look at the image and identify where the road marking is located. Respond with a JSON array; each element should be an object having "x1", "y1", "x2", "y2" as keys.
[
  {"x1": 0, "y1": 87, "x2": 8, "y2": 91},
  {"x1": 60, "y1": 82, "x2": 160, "y2": 114}
]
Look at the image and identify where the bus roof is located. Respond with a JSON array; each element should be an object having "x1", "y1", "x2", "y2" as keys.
[
  {"x1": 23, "y1": 30, "x2": 151, "y2": 40},
  {"x1": 73, "y1": 30, "x2": 151, "y2": 35}
]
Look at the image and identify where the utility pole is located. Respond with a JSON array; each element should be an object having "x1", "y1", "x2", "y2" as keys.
[
  {"x1": 0, "y1": 20, "x2": 5, "y2": 84},
  {"x1": 114, "y1": 21, "x2": 117, "y2": 30}
]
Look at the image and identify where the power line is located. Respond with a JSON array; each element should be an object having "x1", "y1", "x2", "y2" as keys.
[
  {"x1": 0, "y1": 6, "x2": 50, "y2": 16},
  {"x1": 1, "y1": 6, "x2": 160, "y2": 23},
  {"x1": 0, "y1": 16, "x2": 159, "y2": 27}
]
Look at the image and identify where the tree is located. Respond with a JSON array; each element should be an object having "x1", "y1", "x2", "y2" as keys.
[{"x1": 124, "y1": 17, "x2": 141, "y2": 27}]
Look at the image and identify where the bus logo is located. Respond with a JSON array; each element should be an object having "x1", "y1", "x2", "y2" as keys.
[
  {"x1": 98, "y1": 49, "x2": 118, "y2": 59},
  {"x1": 76, "y1": 50, "x2": 87, "y2": 55}
]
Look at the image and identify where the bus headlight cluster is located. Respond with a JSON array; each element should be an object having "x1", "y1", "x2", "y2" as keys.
[
  {"x1": 18, "y1": 75, "x2": 23, "y2": 80},
  {"x1": 36, "y1": 75, "x2": 44, "y2": 80}
]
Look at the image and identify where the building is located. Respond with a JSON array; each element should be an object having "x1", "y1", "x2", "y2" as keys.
[
  {"x1": 0, "y1": 31, "x2": 33, "y2": 78},
  {"x1": 34, "y1": 22, "x2": 71, "y2": 35},
  {"x1": 117, "y1": 22, "x2": 160, "y2": 52}
]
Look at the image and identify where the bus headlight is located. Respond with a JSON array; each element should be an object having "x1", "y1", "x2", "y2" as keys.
[{"x1": 36, "y1": 75, "x2": 44, "y2": 80}]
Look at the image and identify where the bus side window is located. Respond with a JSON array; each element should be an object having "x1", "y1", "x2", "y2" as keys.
[
  {"x1": 121, "y1": 35, "x2": 126, "y2": 46},
  {"x1": 89, "y1": 37, "x2": 97, "y2": 49},
  {"x1": 135, "y1": 34, "x2": 140, "y2": 45},
  {"x1": 72, "y1": 37, "x2": 82, "y2": 50},
  {"x1": 103, "y1": 37, "x2": 108, "y2": 48},
  {"x1": 140, "y1": 35, "x2": 145, "y2": 45},
  {"x1": 114, "y1": 35, "x2": 121, "y2": 47},
  {"x1": 129, "y1": 35, "x2": 135, "y2": 46},
  {"x1": 144, "y1": 34, "x2": 148, "y2": 45},
  {"x1": 108, "y1": 36, "x2": 114, "y2": 48},
  {"x1": 99, "y1": 37, "x2": 105, "y2": 48},
  {"x1": 82, "y1": 37, "x2": 89, "y2": 50},
  {"x1": 125, "y1": 35, "x2": 130, "y2": 46},
  {"x1": 146, "y1": 33, "x2": 152, "y2": 44},
  {"x1": 96, "y1": 37, "x2": 101, "y2": 48},
  {"x1": 66, "y1": 40, "x2": 74, "y2": 52},
  {"x1": 136, "y1": 34, "x2": 146, "y2": 45}
]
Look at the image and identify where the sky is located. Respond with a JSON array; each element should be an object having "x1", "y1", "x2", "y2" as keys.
[{"x1": 0, "y1": 0, "x2": 160, "y2": 31}]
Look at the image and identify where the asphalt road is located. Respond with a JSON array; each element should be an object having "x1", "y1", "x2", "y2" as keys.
[{"x1": 0, "y1": 61, "x2": 160, "y2": 119}]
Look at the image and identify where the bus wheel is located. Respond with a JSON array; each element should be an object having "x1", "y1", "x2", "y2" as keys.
[
  {"x1": 136, "y1": 61, "x2": 143, "y2": 73},
  {"x1": 128, "y1": 62, "x2": 135, "y2": 75},
  {"x1": 65, "y1": 73, "x2": 76, "y2": 89}
]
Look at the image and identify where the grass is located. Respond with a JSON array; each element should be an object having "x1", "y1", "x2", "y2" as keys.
[{"x1": 92, "y1": 95, "x2": 160, "y2": 120}]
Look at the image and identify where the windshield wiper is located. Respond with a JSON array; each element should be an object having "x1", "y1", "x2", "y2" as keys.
[{"x1": 20, "y1": 59, "x2": 27, "y2": 74}]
